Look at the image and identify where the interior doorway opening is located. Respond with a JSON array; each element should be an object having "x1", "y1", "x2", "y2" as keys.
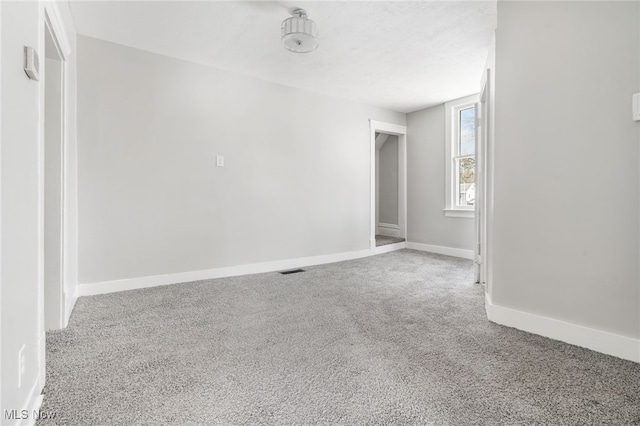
[
  {"x1": 369, "y1": 121, "x2": 407, "y2": 249},
  {"x1": 375, "y1": 132, "x2": 404, "y2": 247},
  {"x1": 43, "y1": 18, "x2": 66, "y2": 331}
]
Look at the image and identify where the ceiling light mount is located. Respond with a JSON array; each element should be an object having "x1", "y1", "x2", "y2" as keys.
[
  {"x1": 281, "y1": 8, "x2": 318, "y2": 53},
  {"x1": 292, "y1": 8, "x2": 308, "y2": 19}
]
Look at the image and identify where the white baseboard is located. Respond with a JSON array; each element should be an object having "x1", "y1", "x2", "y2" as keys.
[
  {"x1": 78, "y1": 244, "x2": 407, "y2": 297},
  {"x1": 371, "y1": 241, "x2": 406, "y2": 254},
  {"x1": 485, "y1": 293, "x2": 640, "y2": 363},
  {"x1": 405, "y1": 241, "x2": 474, "y2": 260},
  {"x1": 378, "y1": 223, "x2": 399, "y2": 229},
  {"x1": 377, "y1": 223, "x2": 402, "y2": 238}
]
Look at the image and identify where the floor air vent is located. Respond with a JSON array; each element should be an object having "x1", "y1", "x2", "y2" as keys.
[{"x1": 279, "y1": 268, "x2": 305, "y2": 275}]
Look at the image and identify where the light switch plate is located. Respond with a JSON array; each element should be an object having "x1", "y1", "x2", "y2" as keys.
[
  {"x1": 24, "y1": 46, "x2": 39, "y2": 81},
  {"x1": 216, "y1": 156, "x2": 224, "y2": 167},
  {"x1": 633, "y1": 93, "x2": 640, "y2": 121}
]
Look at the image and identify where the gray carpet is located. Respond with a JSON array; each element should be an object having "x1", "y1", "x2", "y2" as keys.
[
  {"x1": 375, "y1": 235, "x2": 405, "y2": 246},
  {"x1": 39, "y1": 250, "x2": 640, "y2": 425}
]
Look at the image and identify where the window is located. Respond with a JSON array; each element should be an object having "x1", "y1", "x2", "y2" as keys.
[{"x1": 444, "y1": 94, "x2": 478, "y2": 218}]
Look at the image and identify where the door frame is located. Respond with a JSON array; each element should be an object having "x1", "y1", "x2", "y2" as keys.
[
  {"x1": 38, "y1": 2, "x2": 71, "y2": 336},
  {"x1": 369, "y1": 120, "x2": 407, "y2": 249},
  {"x1": 475, "y1": 69, "x2": 491, "y2": 286}
]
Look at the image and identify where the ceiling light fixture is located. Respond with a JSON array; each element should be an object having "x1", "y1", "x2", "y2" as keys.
[{"x1": 281, "y1": 9, "x2": 318, "y2": 53}]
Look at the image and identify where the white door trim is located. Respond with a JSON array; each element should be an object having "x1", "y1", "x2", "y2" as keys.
[
  {"x1": 40, "y1": 2, "x2": 70, "y2": 334},
  {"x1": 477, "y1": 68, "x2": 493, "y2": 297},
  {"x1": 38, "y1": 2, "x2": 72, "y2": 394},
  {"x1": 0, "y1": 1, "x2": 3, "y2": 407},
  {"x1": 475, "y1": 70, "x2": 490, "y2": 285},
  {"x1": 369, "y1": 120, "x2": 407, "y2": 249}
]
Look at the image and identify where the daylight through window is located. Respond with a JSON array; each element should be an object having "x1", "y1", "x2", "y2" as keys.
[
  {"x1": 444, "y1": 94, "x2": 478, "y2": 218},
  {"x1": 456, "y1": 106, "x2": 476, "y2": 207}
]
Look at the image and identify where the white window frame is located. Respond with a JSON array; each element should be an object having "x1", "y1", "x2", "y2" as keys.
[{"x1": 444, "y1": 94, "x2": 479, "y2": 219}]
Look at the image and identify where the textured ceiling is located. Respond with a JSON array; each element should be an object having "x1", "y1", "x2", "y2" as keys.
[{"x1": 69, "y1": 1, "x2": 497, "y2": 113}]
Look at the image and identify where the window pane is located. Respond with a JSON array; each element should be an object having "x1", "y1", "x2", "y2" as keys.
[
  {"x1": 459, "y1": 107, "x2": 475, "y2": 156},
  {"x1": 457, "y1": 157, "x2": 475, "y2": 206}
]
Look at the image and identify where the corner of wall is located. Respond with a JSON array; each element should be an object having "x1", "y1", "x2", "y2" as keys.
[{"x1": 64, "y1": 287, "x2": 78, "y2": 327}]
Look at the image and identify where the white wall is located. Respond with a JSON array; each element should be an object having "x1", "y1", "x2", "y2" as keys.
[
  {"x1": 1, "y1": 2, "x2": 42, "y2": 417},
  {"x1": 406, "y1": 105, "x2": 474, "y2": 250},
  {"x1": 378, "y1": 135, "x2": 399, "y2": 225},
  {"x1": 77, "y1": 36, "x2": 405, "y2": 285},
  {"x1": 1, "y1": 1, "x2": 78, "y2": 420},
  {"x1": 492, "y1": 1, "x2": 640, "y2": 341}
]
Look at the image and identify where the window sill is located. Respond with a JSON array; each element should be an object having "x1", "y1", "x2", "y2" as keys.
[{"x1": 443, "y1": 209, "x2": 475, "y2": 219}]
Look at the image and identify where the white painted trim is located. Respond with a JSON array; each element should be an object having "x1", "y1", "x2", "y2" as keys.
[
  {"x1": 476, "y1": 68, "x2": 491, "y2": 286},
  {"x1": 0, "y1": 1, "x2": 3, "y2": 414},
  {"x1": 40, "y1": 2, "x2": 73, "y2": 334},
  {"x1": 15, "y1": 381, "x2": 44, "y2": 426},
  {"x1": 443, "y1": 208, "x2": 475, "y2": 219},
  {"x1": 369, "y1": 120, "x2": 407, "y2": 136},
  {"x1": 398, "y1": 131, "x2": 407, "y2": 246},
  {"x1": 37, "y1": 0, "x2": 46, "y2": 370},
  {"x1": 485, "y1": 293, "x2": 640, "y2": 363},
  {"x1": 370, "y1": 124, "x2": 376, "y2": 249},
  {"x1": 406, "y1": 241, "x2": 474, "y2": 260},
  {"x1": 371, "y1": 241, "x2": 406, "y2": 255},
  {"x1": 377, "y1": 224, "x2": 403, "y2": 238},
  {"x1": 375, "y1": 147, "x2": 379, "y2": 232},
  {"x1": 78, "y1": 244, "x2": 407, "y2": 297},
  {"x1": 378, "y1": 223, "x2": 400, "y2": 230},
  {"x1": 444, "y1": 94, "x2": 479, "y2": 212}
]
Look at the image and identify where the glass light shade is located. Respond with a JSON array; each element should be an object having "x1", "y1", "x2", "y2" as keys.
[{"x1": 281, "y1": 15, "x2": 318, "y2": 53}]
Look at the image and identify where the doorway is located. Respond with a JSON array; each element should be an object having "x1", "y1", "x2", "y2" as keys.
[
  {"x1": 43, "y1": 16, "x2": 66, "y2": 331},
  {"x1": 369, "y1": 121, "x2": 407, "y2": 249}
]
